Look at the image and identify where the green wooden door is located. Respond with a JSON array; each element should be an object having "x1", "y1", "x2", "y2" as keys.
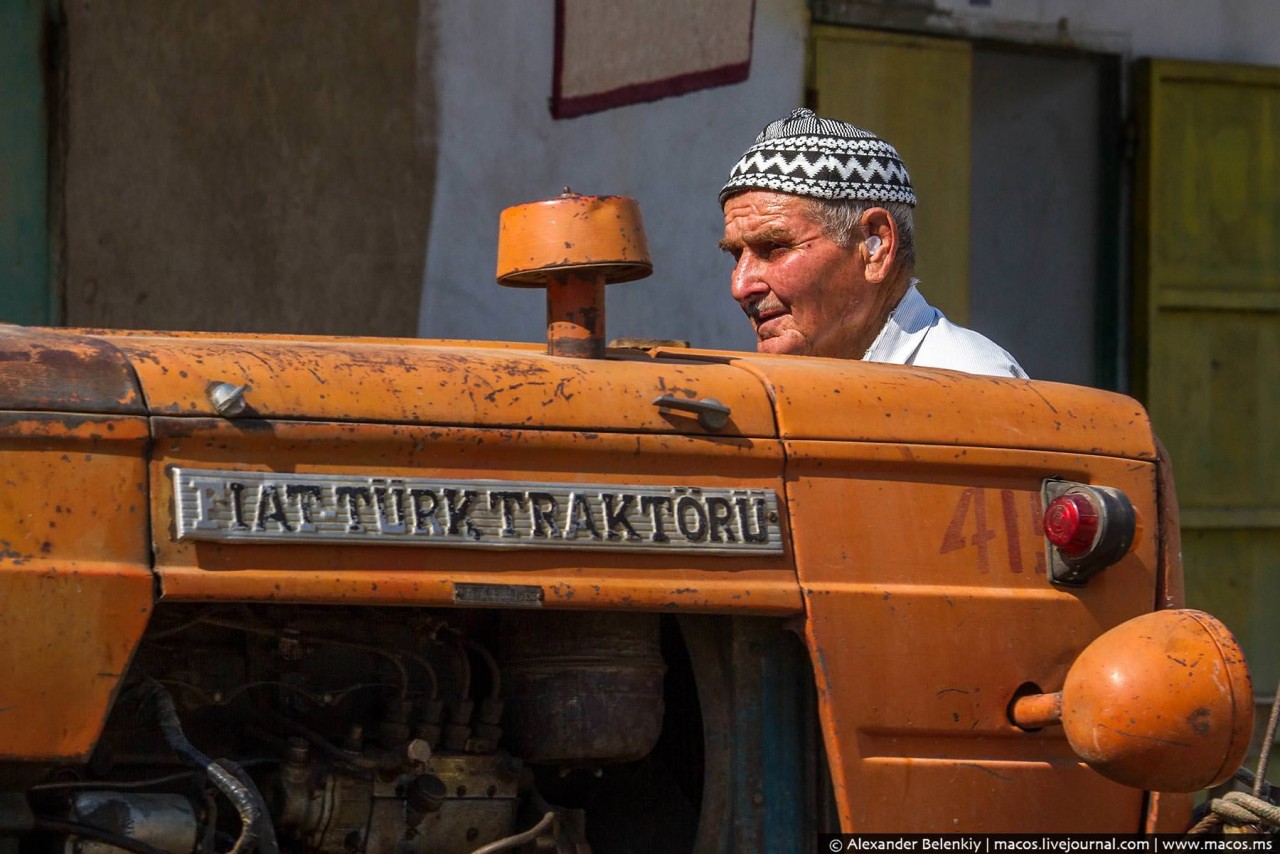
[
  {"x1": 0, "y1": 0, "x2": 53, "y2": 325},
  {"x1": 1134, "y1": 59, "x2": 1280, "y2": 730}
]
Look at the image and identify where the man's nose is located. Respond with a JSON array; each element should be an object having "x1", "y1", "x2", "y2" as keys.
[{"x1": 730, "y1": 255, "x2": 768, "y2": 305}]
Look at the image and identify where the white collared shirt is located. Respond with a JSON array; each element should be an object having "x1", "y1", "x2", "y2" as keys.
[{"x1": 862, "y1": 282, "x2": 1028, "y2": 378}]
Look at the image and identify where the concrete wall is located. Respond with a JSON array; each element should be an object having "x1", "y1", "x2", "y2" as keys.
[{"x1": 62, "y1": 1, "x2": 435, "y2": 336}]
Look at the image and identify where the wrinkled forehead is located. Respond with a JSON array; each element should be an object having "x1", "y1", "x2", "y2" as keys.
[{"x1": 721, "y1": 190, "x2": 821, "y2": 235}]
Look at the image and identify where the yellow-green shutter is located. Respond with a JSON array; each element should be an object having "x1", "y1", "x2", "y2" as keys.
[{"x1": 1134, "y1": 59, "x2": 1280, "y2": 712}]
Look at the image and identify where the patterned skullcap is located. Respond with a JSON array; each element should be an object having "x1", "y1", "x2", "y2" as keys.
[{"x1": 719, "y1": 107, "x2": 916, "y2": 207}]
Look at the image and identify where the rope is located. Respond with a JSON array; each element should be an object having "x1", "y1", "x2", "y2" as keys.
[
  {"x1": 1253, "y1": 679, "x2": 1280, "y2": 800},
  {"x1": 1188, "y1": 678, "x2": 1280, "y2": 835},
  {"x1": 1188, "y1": 791, "x2": 1280, "y2": 834}
]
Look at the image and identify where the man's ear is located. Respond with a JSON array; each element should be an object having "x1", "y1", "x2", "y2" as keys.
[{"x1": 859, "y1": 208, "x2": 896, "y2": 284}]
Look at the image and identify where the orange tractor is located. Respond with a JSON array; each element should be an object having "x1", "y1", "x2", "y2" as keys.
[{"x1": 0, "y1": 193, "x2": 1257, "y2": 852}]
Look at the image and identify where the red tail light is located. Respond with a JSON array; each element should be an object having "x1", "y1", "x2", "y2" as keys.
[
  {"x1": 1044, "y1": 493, "x2": 1100, "y2": 556},
  {"x1": 1042, "y1": 481, "x2": 1135, "y2": 586}
]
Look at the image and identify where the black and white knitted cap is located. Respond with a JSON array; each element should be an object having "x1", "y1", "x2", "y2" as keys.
[{"x1": 719, "y1": 108, "x2": 916, "y2": 207}]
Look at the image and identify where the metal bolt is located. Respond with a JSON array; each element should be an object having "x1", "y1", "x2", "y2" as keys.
[
  {"x1": 406, "y1": 738, "x2": 432, "y2": 765},
  {"x1": 209, "y1": 382, "x2": 248, "y2": 417}
]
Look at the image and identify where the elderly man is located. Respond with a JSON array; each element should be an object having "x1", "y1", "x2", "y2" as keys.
[{"x1": 719, "y1": 108, "x2": 1026, "y2": 378}]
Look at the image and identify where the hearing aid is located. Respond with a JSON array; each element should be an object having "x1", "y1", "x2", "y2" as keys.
[{"x1": 865, "y1": 235, "x2": 882, "y2": 254}]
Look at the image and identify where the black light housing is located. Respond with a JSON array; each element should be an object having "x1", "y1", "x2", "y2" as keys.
[{"x1": 1042, "y1": 479, "x2": 1136, "y2": 586}]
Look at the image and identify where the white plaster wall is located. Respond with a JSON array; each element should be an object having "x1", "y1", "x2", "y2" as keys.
[
  {"x1": 421, "y1": 0, "x2": 1280, "y2": 348},
  {"x1": 419, "y1": 0, "x2": 808, "y2": 350}
]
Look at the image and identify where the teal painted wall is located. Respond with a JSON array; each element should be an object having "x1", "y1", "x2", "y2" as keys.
[{"x1": 0, "y1": 0, "x2": 51, "y2": 325}]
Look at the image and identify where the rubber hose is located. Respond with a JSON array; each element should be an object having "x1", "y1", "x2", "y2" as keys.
[{"x1": 146, "y1": 680, "x2": 261, "y2": 854}]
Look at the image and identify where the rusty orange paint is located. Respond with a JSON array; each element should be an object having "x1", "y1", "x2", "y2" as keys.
[
  {"x1": 544, "y1": 272, "x2": 608, "y2": 359},
  {"x1": 497, "y1": 192, "x2": 652, "y2": 359},
  {"x1": 495, "y1": 192, "x2": 651, "y2": 288},
  {"x1": 1010, "y1": 691, "x2": 1062, "y2": 729},
  {"x1": 1145, "y1": 791, "x2": 1195, "y2": 834},
  {"x1": 0, "y1": 316, "x2": 1217, "y2": 833},
  {"x1": 103, "y1": 336, "x2": 779, "y2": 438},
  {"x1": 155, "y1": 568, "x2": 802, "y2": 613},
  {"x1": 711, "y1": 351, "x2": 1158, "y2": 458},
  {"x1": 0, "y1": 414, "x2": 152, "y2": 759},
  {"x1": 1060, "y1": 609, "x2": 1253, "y2": 792},
  {"x1": 0, "y1": 327, "x2": 143, "y2": 414},
  {"x1": 1008, "y1": 608, "x2": 1253, "y2": 793},
  {"x1": 787, "y1": 440, "x2": 1160, "y2": 832}
]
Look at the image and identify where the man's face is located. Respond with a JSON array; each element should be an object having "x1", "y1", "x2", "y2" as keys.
[{"x1": 720, "y1": 190, "x2": 875, "y2": 359}]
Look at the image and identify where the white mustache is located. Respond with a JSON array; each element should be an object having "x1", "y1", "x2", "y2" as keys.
[{"x1": 744, "y1": 299, "x2": 784, "y2": 321}]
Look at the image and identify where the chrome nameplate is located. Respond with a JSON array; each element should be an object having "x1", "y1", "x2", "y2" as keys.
[
  {"x1": 170, "y1": 468, "x2": 783, "y2": 555},
  {"x1": 453, "y1": 583, "x2": 545, "y2": 607}
]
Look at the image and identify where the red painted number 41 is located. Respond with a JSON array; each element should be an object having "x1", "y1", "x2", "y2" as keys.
[{"x1": 939, "y1": 488, "x2": 1046, "y2": 575}]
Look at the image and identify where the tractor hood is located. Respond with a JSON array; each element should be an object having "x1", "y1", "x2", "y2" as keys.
[{"x1": 0, "y1": 326, "x2": 1155, "y2": 461}]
